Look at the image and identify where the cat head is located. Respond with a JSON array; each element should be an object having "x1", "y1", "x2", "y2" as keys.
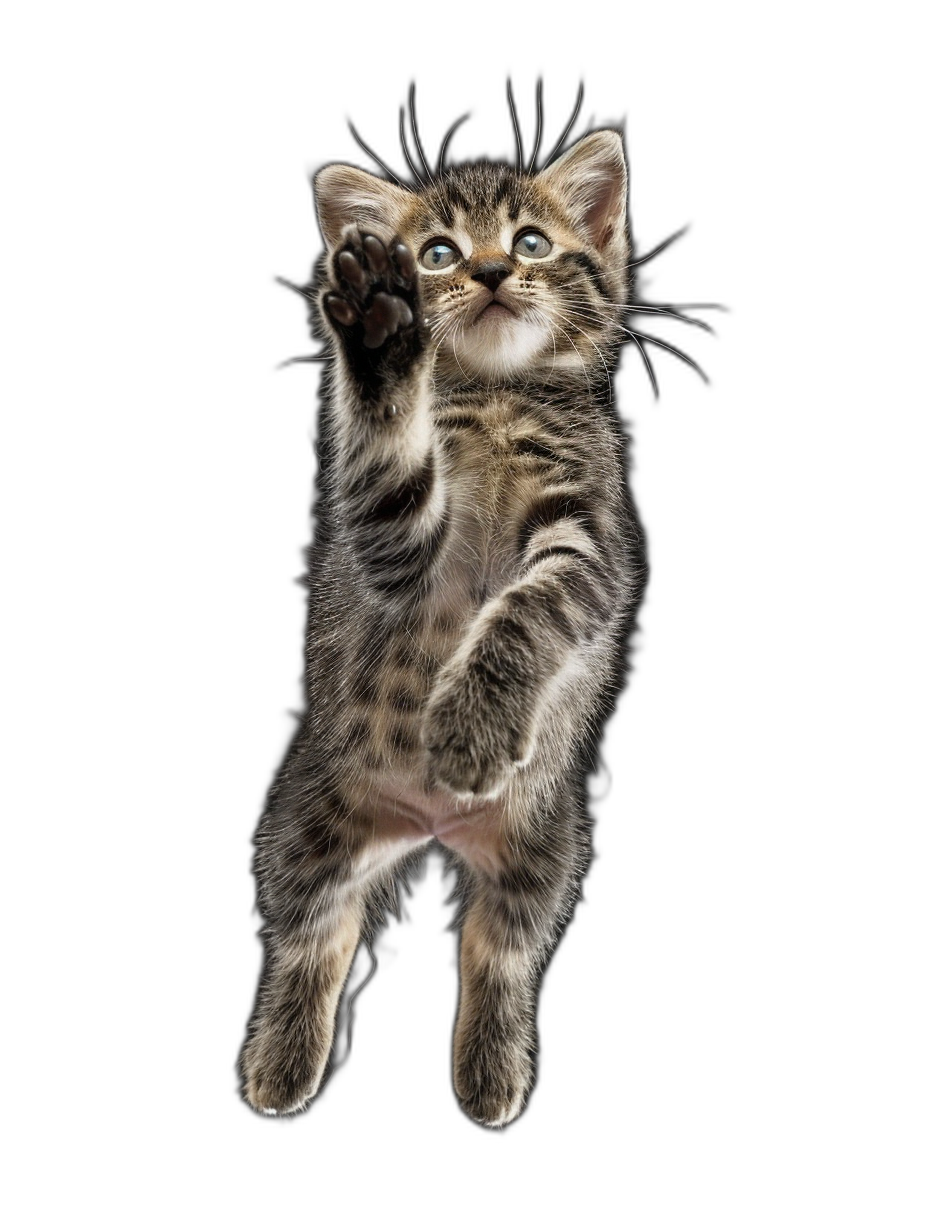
[{"x1": 313, "y1": 125, "x2": 629, "y2": 381}]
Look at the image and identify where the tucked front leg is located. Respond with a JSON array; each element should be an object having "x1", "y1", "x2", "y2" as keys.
[
  {"x1": 424, "y1": 506, "x2": 619, "y2": 797},
  {"x1": 421, "y1": 620, "x2": 536, "y2": 798}
]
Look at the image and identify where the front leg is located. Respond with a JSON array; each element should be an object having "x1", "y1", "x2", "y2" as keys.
[
  {"x1": 321, "y1": 229, "x2": 447, "y2": 598},
  {"x1": 423, "y1": 608, "x2": 539, "y2": 798},
  {"x1": 423, "y1": 512, "x2": 616, "y2": 797}
]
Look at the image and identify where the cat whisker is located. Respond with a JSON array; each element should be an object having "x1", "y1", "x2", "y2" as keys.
[
  {"x1": 526, "y1": 79, "x2": 544, "y2": 176},
  {"x1": 627, "y1": 226, "x2": 688, "y2": 269},
  {"x1": 544, "y1": 302, "x2": 612, "y2": 381},
  {"x1": 278, "y1": 353, "x2": 327, "y2": 368},
  {"x1": 540, "y1": 81, "x2": 584, "y2": 170},
  {"x1": 627, "y1": 303, "x2": 715, "y2": 334},
  {"x1": 407, "y1": 83, "x2": 433, "y2": 186},
  {"x1": 506, "y1": 79, "x2": 524, "y2": 173},
  {"x1": 346, "y1": 120, "x2": 405, "y2": 187},
  {"x1": 553, "y1": 323, "x2": 594, "y2": 400},
  {"x1": 626, "y1": 331, "x2": 659, "y2": 399},
  {"x1": 399, "y1": 106, "x2": 427, "y2": 189},
  {"x1": 436, "y1": 113, "x2": 470, "y2": 176},
  {"x1": 626, "y1": 328, "x2": 709, "y2": 384},
  {"x1": 276, "y1": 275, "x2": 313, "y2": 301}
]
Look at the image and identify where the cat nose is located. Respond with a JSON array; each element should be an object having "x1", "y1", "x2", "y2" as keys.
[{"x1": 471, "y1": 260, "x2": 512, "y2": 293}]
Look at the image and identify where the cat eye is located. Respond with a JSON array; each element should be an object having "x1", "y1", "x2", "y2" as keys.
[
  {"x1": 419, "y1": 241, "x2": 460, "y2": 271},
  {"x1": 513, "y1": 231, "x2": 552, "y2": 259}
]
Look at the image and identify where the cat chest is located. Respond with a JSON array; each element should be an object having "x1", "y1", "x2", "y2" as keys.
[{"x1": 435, "y1": 406, "x2": 562, "y2": 597}]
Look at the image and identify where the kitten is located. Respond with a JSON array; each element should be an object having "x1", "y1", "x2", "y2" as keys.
[{"x1": 240, "y1": 91, "x2": 652, "y2": 1128}]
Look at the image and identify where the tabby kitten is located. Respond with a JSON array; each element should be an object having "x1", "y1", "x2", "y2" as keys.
[{"x1": 240, "y1": 98, "x2": 649, "y2": 1127}]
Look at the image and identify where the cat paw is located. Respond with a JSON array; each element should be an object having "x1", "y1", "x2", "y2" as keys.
[
  {"x1": 323, "y1": 228, "x2": 419, "y2": 349},
  {"x1": 455, "y1": 1074, "x2": 531, "y2": 1129},
  {"x1": 239, "y1": 1000, "x2": 332, "y2": 1118},
  {"x1": 239, "y1": 1022, "x2": 326, "y2": 1116},
  {"x1": 422, "y1": 668, "x2": 532, "y2": 799},
  {"x1": 453, "y1": 1023, "x2": 534, "y2": 1128}
]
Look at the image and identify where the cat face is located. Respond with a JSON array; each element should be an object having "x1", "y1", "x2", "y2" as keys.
[
  {"x1": 315, "y1": 131, "x2": 629, "y2": 380},
  {"x1": 404, "y1": 162, "x2": 615, "y2": 380}
]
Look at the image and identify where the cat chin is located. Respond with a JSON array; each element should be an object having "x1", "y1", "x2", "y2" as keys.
[{"x1": 443, "y1": 316, "x2": 551, "y2": 380}]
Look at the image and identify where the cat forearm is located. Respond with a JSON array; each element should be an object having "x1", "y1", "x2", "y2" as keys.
[
  {"x1": 423, "y1": 515, "x2": 618, "y2": 796},
  {"x1": 463, "y1": 547, "x2": 613, "y2": 698},
  {"x1": 334, "y1": 372, "x2": 449, "y2": 598}
]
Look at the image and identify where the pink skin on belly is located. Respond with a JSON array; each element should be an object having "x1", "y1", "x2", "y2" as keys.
[{"x1": 356, "y1": 777, "x2": 506, "y2": 875}]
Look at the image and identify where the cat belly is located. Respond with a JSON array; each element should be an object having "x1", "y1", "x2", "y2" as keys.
[{"x1": 352, "y1": 773, "x2": 506, "y2": 875}]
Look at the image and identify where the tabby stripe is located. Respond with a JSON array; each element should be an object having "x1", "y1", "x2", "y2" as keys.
[
  {"x1": 514, "y1": 437, "x2": 565, "y2": 467},
  {"x1": 475, "y1": 614, "x2": 536, "y2": 688},
  {"x1": 388, "y1": 725, "x2": 418, "y2": 754},
  {"x1": 437, "y1": 413, "x2": 483, "y2": 431},
  {"x1": 506, "y1": 583, "x2": 577, "y2": 646},
  {"x1": 344, "y1": 460, "x2": 389, "y2": 501},
  {"x1": 518, "y1": 491, "x2": 595, "y2": 555},
  {"x1": 388, "y1": 688, "x2": 421, "y2": 713},
  {"x1": 350, "y1": 454, "x2": 435, "y2": 522},
  {"x1": 362, "y1": 516, "x2": 444, "y2": 569},
  {"x1": 562, "y1": 251, "x2": 608, "y2": 299},
  {"x1": 512, "y1": 548, "x2": 613, "y2": 645},
  {"x1": 362, "y1": 515, "x2": 449, "y2": 596},
  {"x1": 469, "y1": 656, "x2": 510, "y2": 692},
  {"x1": 557, "y1": 562, "x2": 613, "y2": 626},
  {"x1": 524, "y1": 544, "x2": 588, "y2": 566}
]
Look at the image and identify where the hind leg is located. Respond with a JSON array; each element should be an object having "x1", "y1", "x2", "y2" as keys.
[
  {"x1": 449, "y1": 799, "x2": 592, "y2": 1128},
  {"x1": 240, "y1": 755, "x2": 424, "y2": 1114},
  {"x1": 241, "y1": 898, "x2": 364, "y2": 1115}
]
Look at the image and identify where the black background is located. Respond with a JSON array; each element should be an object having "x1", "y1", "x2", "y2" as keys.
[{"x1": 162, "y1": 62, "x2": 793, "y2": 1177}]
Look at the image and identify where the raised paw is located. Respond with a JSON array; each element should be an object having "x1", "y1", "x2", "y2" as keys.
[{"x1": 323, "y1": 228, "x2": 418, "y2": 350}]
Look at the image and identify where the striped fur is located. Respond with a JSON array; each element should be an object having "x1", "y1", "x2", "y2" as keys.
[{"x1": 240, "y1": 128, "x2": 647, "y2": 1127}]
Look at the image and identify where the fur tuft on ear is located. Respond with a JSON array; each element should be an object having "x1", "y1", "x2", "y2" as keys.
[
  {"x1": 313, "y1": 164, "x2": 413, "y2": 249},
  {"x1": 537, "y1": 130, "x2": 627, "y2": 251}
]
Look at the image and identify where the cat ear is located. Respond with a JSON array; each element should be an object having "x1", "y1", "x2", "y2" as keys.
[
  {"x1": 313, "y1": 164, "x2": 413, "y2": 249},
  {"x1": 537, "y1": 130, "x2": 627, "y2": 251}
]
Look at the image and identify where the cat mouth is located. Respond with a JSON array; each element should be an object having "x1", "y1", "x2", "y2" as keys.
[{"x1": 476, "y1": 297, "x2": 516, "y2": 322}]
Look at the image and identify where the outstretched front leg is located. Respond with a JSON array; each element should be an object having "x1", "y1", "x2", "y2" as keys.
[{"x1": 319, "y1": 225, "x2": 448, "y2": 599}]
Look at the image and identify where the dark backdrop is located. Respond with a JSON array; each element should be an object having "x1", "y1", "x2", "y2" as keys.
[{"x1": 168, "y1": 62, "x2": 783, "y2": 1167}]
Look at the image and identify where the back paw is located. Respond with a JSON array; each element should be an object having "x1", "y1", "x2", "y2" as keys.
[
  {"x1": 239, "y1": 1019, "x2": 328, "y2": 1116},
  {"x1": 453, "y1": 1017, "x2": 535, "y2": 1128}
]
